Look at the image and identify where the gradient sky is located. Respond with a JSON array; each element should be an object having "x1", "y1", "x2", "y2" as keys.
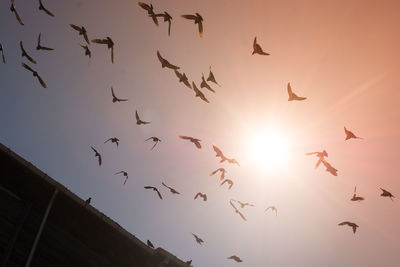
[{"x1": 1, "y1": 0, "x2": 400, "y2": 266}]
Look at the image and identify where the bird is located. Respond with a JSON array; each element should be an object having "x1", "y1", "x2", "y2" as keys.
[
  {"x1": 350, "y1": 186, "x2": 365, "y2": 201},
  {"x1": 85, "y1": 197, "x2": 91, "y2": 205},
  {"x1": 179, "y1": 136, "x2": 201, "y2": 149},
  {"x1": 104, "y1": 137, "x2": 119, "y2": 147},
  {"x1": 36, "y1": 33, "x2": 54, "y2": 51},
  {"x1": 155, "y1": 11, "x2": 172, "y2": 36},
  {"x1": 207, "y1": 66, "x2": 221, "y2": 87},
  {"x1": 21, "y1": 63, "x2": 47, "y2": 88},
  {"x1": 70, "y1": 24, "x2": 90, "y2": 44},
  {"x1": 338, "y1": 221, "x2": 358, "y2": 234},
  {"x1": 20, "y1": 41, "x2": 37, "y2": 64},
  {"x1": 80, "y1": 45, "x2": 91, "y2": 58},
  {"x1": 252, "y1": 37, "x2": 269, "y2": 55},
  {"x1": 111, "y1": 87, "x2": 128, "y2": 103},
  {"x1": 38, "y1": 0, "x2": 54, "y2": 17},
  {"x1": 194, "y1": 192, "x2": 207, "y2": 201},
  {"x1": 192, "y1": 82, "x2": 209, "y2": 103},
  {"x1": 10, "y1": 0, "x2": 24, "y2": 25},
  {"x1": 321, "y1": 159, "x2": 338, "y2": 176},
  {"x1": 0, "y1": 44, "x2": 6, "y2": 64},
  {"x1": 147, "y1": 240, "x2": 154, "y2": 248},
  {"x1": 344, "y1": 127, "x2": 363, "y2": 141},
  {"x1": 287, "y1": 83, "x2": 307, "y2": 101},
  {"x1": 90, "y1": 146, "x2": 102, "y2": 166},
  {"x1": 265, "y1": 206, "x2": 278, "y2": 216},
  {"x1": 181, "y1": 13, "x2": 203, "y2": 37},
  {"x1": 157, "y1": 51, "x2": 180, "y2": 70},
  {"x1": 138, "y1": 2, "x2": 159, "y2": 26},
  {"x1": 236, "y1": 200, "x2": 255, "y2": 209},
  {"x1": 200, "y1": 73, "x2": 215, "y2": 92},
  {"x1": 191, "y1": 233, "x2": 204, "y2": 245},
  {"x1": 174, "y1": 70, "x2": 192, "y2": 89},
  {"x1": 145, "y1": 137, "x2": 161, "y2": 150},
  {"x1": 92, "y1": 37, "x2": 114, "y2": 63},
  {"x1": 162, "y1": 182, "x2": 180, "y2": 194},
  {"x1": 380, "y1": 188, "x2": 395, "y2": 201},
  {"x1": 229, "y1": 201, "x2": 247, "y2": 221},
  {"x1": 114, "y1": 171, "x2": 128, "y2": 185},
  {"x1": 144, "y1": 186, "x2": 163, "y2": 199},
  {"x1": 135, "y1": 110, "x2": 150, "y2": 125},
  {"x1": 220, "y1": 179, "x2": 234, "y2": 190},
  {"x1": 227, "y1": 255, "x2": 243, "y2": 263},
  {"x1": 209, "y1": 168, "x2": 227, "y2": 180},
  {"x1": 305, "y1": 150, "x2": 328, "y2": 169},
  {"x1": 212, "y1": 144, "x2": 240, "y2": 166}
]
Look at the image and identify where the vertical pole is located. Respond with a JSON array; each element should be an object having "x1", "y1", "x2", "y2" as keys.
[{"x1": 25, "y1": 188, "x2": 58, "y2": 267}]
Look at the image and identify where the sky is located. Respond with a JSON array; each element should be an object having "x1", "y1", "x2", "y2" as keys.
[{"x1": 1, "y1": 0, "x2": 400, "y2": 266}]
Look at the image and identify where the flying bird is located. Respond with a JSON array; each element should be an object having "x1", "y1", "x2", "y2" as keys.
[
  {"x1": 338, "y1": 221, "x2": 358, "y2": 234},
  {"x1": 20, "y1": 41, "x2": 37, "y2": 64},
  {"x1": 212, "y1": 144, "x2": 240, "y2": 166},
  {"x1": 0, "y1": 44, "x2": 5, "y2": 64},
  {"x1": 22, "y1": 63, "x2": 46, "y2": 88},
  {"x1": 200, "y1": 73, "x2": 215, "y2": 93},
  {"x1": 207, "y1": 66, "x2": 221, "y2": 86},
  {"x1": 192, "y1": 82, "x2": 209, "y2": 103},
  {"x1": 80, "y1": 45, "x2": 91, "y2": 58},
  {"x1": 210, "y1": 168, "x2": 227, "y2": 180},
  {"x1": 111, "y1": 87, "x2": 128, "y2": 103},
  {"x1": 229, "y1": 201, "x2": 247, "y2": 221},
  {"x1": 38, "y1": 0, "x2": 54, "y2": 17},
  {"x1": 135, "y1": 110, "x2": 150, "y2": 125},
  {"x1": 174, "y1": 70, "x2": 192, "y2": 89},
  {"x1": 36, "y1": 33, "x2": 54, "y2": 51},
  {"x1": 155, "y1": 11, "x2": 172, "y2": 36},
  {"x1": 287, "y1": 83, "x2": 307, "y2": 101},
  {"x1": 321, "y1": 159, "x2": 338, "y2": 176},
  {"x1": 147, "y1": 240, "x2": 154, "y2": 248},
  {"x1": 70, "y1": 24, "x2": 90, "y2": 44},
  {"x1": 305, "y1": 150, "x2": 328, "y2": 169},
  {"x1": 181, "y1": 13, "x2": 203, "y2": 37},
  {"x1": 157, "y1": 50, "x2": 179, "y2": 70},
  {"x1": 144, "y1": 186, "x2": 163, "y2": 199},
  {"x1": 265, "y1": 206, "x2": 278, "y2": 216},
  {"x1": 92, "y1": 37, "x2": 114, "y2": 63},
  {"x1": 252, "y1": 37, "x2": 269, "y2": 55},
  {"x1": 138, "y1": 2, "x2": 159, "y2": 26},
  {"x1": 10, "y1": 0, "x2": 24, "y2": 25},
  {"x1": 179, "y1": 136, "x2": 201, "y2": 149},
  {"x1": 380, "y1": 188, "x2": 395, "y2": 201},
  {"x1": 237, "y1": 200, "x2": 254, "y2": 209},
  {"x1": 191, "y1": 233, "x2": 204, "y2": 245},
  {"x1": 194, "y1": 192, "x2": 207, "y2": 201},
  {"x1": 350, "y1": 186, "x2": 365, "y2": 201},
  {"x1": 90, "y1": 146, "x2": 102, "y2": 166},
  {"x1": 344, "y1": 127, "x2": 363, "y2": 141},
  {"x1": 162, "y1": 182, "x2": 180, "y2": 194},
  {"x1": 104, "y1": 137, "x2": 119, "y2": 147},
  {"x1": 145, "y1": 137, "x2": 161, "y2": 150},
  {"x1": 114, "y1": 171, "x2": 128, "y2": 185},
  {"x1": 227, "y1": 255, "x2": 243, "y2": 263},
  {"x1": 220, "y1": 179, "x2": 234, "y2": 190}
]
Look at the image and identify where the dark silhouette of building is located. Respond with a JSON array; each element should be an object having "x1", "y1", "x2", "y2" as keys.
[{"x1": 0, "y1": 143, "x2": 188, "y2": 267}]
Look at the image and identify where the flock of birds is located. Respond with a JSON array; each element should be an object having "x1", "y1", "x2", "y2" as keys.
[{"x1": 2, "y1": 0, "x2": 397, "y2": 266}]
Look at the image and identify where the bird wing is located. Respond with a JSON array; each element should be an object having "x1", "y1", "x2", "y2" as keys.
[
  {"x1": 165, "y1": 61, "x2": 180, "y2": 70},
  {"x1": 157, "y1": 50, "x2": 164, "y2": 64},
  {"x1": 338, "y1": 221, "x2": 350, "y2": 226},
  {"x1": 70, "y1": 24, "x2": 81, "y2": 32},
  {"x1": 22, "y1": 63, "x2": 34, "y2": 73},
  {"x1": 198, "y1": 21, "x2": 203, "y2": 37},
  {"x1": 305, "y1": 152, "x2": 318, "y2": 155},
  {"x1": 220, "y1": 180, "x2": 227, "y2": 186},
  {"x1": 13, "y1": 6, "x2": 24, "y2": 25},
  {"x1": 25, "y1": 52, "x2": 37, "y2": 64},
  {"x1": 155, "y1": 189, "x2": 163, "y2": 199},
  {"x1": 238, "y1": 210, "x2": 247, "y2": 221},
  {"x1": 150, "y1": 141, "x2": 158, "y2": 150},
  {"x1": 114, "y1": 171, "x2": 123, "y2": 175},
  {"x1": 98, "y1": 154, "x2": 102, "y2": 165},
  {"x1": 167, "y1": 20, "x2": 171, "y2": 36},
  {"x1": 92, "y1": 39, "x2": 108, "y2": 44},
  {"x1": 36, "y1": 74, "x2": 47, "y2": 88},
  {"x1": 1, "y1": 49, "x2": 5, "y2": 64},
  {"x1": 174, "y1": 69, "x2": 183, "y2": 79},
  {"x1": 194, "y1": 193, "x2": 200, "y2": 199},
  {"x1": 193, "y1": 140, "x2": 201, "y2": 149},
  {"x1": 354, "y1": 186, "x2": 357, "y2": 194},
  {"x1": 144, "y1": 186, "x2": 154, "y2": 189},
  {"x1": 135, "y1": 110, "x2": 140, "y2": 121},
  {"x1": 138, "y1": 2, "x2": 151, "y2": 11},
  {"x1": 111, "y1": 46, "x2": 114, "y2": 63},
  {"x1": 210, "y1": 169, "x2": 218, "y2": 176},
  {"x1": 179, "y1": 135, "x2": 192, "y2": 140},
  {"x1": 181, "y1": 14, "x2": 197, "y2": 20},
  {"x1": 287, "y1": 83, "x2": 293, "y2": 97},
  {"x1": 42, "y1": 6, "x2": 55, "y2": 17},
  {"x1": 37, "y1": 33, "x2": 41, "y2": 47},
  {"x1": 213, "y1": 144, "x2": 224, "y2": 158},
  {"x1": 315, "y1": 158, "x2": 322, "y2": 169},
  {"x1": 253, "y1": 37, "x2": 257, "y2": 50}
]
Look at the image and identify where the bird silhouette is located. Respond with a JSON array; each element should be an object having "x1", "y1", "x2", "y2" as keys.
[
  {"x1": 138, "y1": 2, "x2": 159, "y2": 26},
  {"x1": 20, "y1": 41, "x2": 37, "y2": 64},
  {"x1": 111, "y1": 87, "x2": 128, "y2": 103},
  {"x1": 92, "y1": 37, "x2": 114, "y2": 63},
  {"x1": 162, "y1": 182, "x2": 180, "y2": 194},
  {"x1": 338, "y1": 221, "x2": 358, "y2": 234},
  {"x1": 287, "y1": 83, "x2": 306, "y2": 101},
  {"x1": 104, "y1": 137, "x2": 119, "y2": 147},
  {"x1": 194, "y1": 192, "x2": 207, "y2": 201},
  {"x1": 229, "y1": 201, "x2": 247, "y2": 221},
  {"x1": 210, "y1": 168, "x2": 226, "y2": 180},
  {"x1": 155, "y1": 11, "x2": 172, "y2": 36},
  {"x1": 192, "y1": 82, "x2": 209, "y2": 103},
  {"x1": 145, "y1": 137, "x2": 161, "y2": 150},
  {"x1": 200, "y1": 73, "x2": 215, "y2": 93},
  {"x1": 90, "y1": 146, "x2": 102, "y2": 166},
  {"x1": 179, "y1": 136, "x2": 202, "y2": 149},
  {"x1": 80, "y1": 45, "x2": 91, "y2": 58},
  {"x1": 265, "y1": 206, "x2": 278, "y2": 216},
  {"x1": 252, "y1": 37, "x2": 269, "y2": 55},
  {"x1": 10, "y1": 0, "x2": 24, "y2": 25},
  {"x1": 207, "y1": 66, "x2": 221, "y2": 86},
  {"x1": 147, "y1": 240, "x2": 154, "y2": 248},
  {"x1": 38, "y1": 0, "x2": 54, "y2": 17},
  {"x1": 227, "y1": 255, "x2": 243, "y2": 263},
  {"x1": 135, "y1": 110, "x2": 150, "y2": 125},
  {"x1": 174, "y1": 70, "x2": 192, "y2": 89},
  {"x1": 212, "y1": 144, "x2": 240, "y2": 166},
  {"x1": 191, "y1": 233, "x2": 204, "y2": 245},
  {"x1": 144, "y1": 186, "x2": 163, "y2": 199},
  {"x1": 220, "y1": 179, "x2": 234, "y2": 190},
  {"x1": 380, "y1": 188, "x2": 395, "y2": 201},
  {"x1": 231, "y1": 199, "x2": 255, "y2": 209},
  {"x1": 321, "y1": 159, "x2": 338, "y2": 176},
  {"x1": 22, "y1": 63, "x2": 46, "y2": 88},
  {"x1": 181, "y1": 13, "x2": 203, "y2": 37},
  {"x1": 157, "y1": 51, "x2": 180, "y2": 70},
  {"x1": 344, "y1": 127, "x2": 363, "y2": 141},
  {"x1": 350, "y1": 186, "x2": 365, "y2": 201},
  {"x1": 0, "y1": 44, "x2": 5, "y2": 64},
  {"x1": 85, "y1": 197, "x2": 91, "y2": 205},
  {"x1": 36, "y1": 33, "x2": 54, "y2": 51},
  {"x1": 70, "y1": 24, "x2": 90, "y2": 44},
  {"x1": 115, "y1": 171, "x2": 128, "y2": 185},
  {"x1": 305, "y1": 150, "x2": 328, "y2": 169}
]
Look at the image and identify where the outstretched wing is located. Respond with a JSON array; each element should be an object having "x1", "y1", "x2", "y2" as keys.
[
  {"x1": 92, "y1": 38, "x2": 108, "y2": 44},
  {"x1": 70, "y1": 24, "x2": 81, "y2": 32},
  {"x1": 22, "y1": 63, "x2": 34, "y2": 73},
  {"x1": 213, "y1": 144, "x2": 224, "y2": 158},
  {"x1": 36, "y1": 74, "x2": 47, "y2": 88},
  {"x1": 181, "y1": 14, "x2": 197, "y2": 20}
]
